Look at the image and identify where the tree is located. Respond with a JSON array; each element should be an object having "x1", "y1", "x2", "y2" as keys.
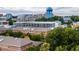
[
  {"x1": 55, "y1": 46, "x2": 64, "y2": 51},
  {"x1": 28, "y1": 46, "x2": 40, "y2": 51},
  {"x1": 70, "y1": 16, "x2": 79, "y2": 22},
  {"x1": 7, "y1": 19, "x2": 16, "y2": 25},
  {"x1": 45, "y1": 27, "x2": 79, "y2": 51},
  {"x1": 35, "y1": 17, "x2": 48, "y2": 21},
  {"x1": 28, "y1": 34, "x2": 44, "y2": 41},
  {"x1": 35, "y1": 16, "x2": 63, "y2": 22},
  {"x1": 8, "y1": 20, "x2": 13, "y2": 25},
  {"x1": 4, "y1": 30, "x2": 13, "y2": 36},
  {"x1": 12, "y1": 31, "x2": 25, "y2": 38},
  {"x1": 45, "y1": 27, "x2": 64, "y2": 50},
  {"x1": 40, "y1": 42, "x2": 50, "y2": 51},
  {"x1": 28, "y1": 43, "x2": 50, "y2": 51},
  {"x1": 75, "y1": 45, "x2": 79, "y2": 51},
  {"x1": 0, "y1": 30, "x2": 25, "y2": 38}
]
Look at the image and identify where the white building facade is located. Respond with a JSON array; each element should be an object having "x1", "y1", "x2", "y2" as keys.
[
  {"x1": 0, "y1": 17, "x2": 9, "y2": 27},
  {"x1": 14, "y1": 21, "x2": 61, "y2": 32}
]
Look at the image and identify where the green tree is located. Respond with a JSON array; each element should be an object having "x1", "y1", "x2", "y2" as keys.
[
  {"x1": 12, "y1": 31, "x2": 25, "y2": 38},
  {"x1": 28, "y1": 46, "x2": 40, "y2": 51},
  {"x1": 70, "y1": 16, "x2": 79, "y2": 22},
  {"x1": 0, "y1": 30, "x2": 25, "y2": 38},
  {"x1": 40, "y1": 42, "x2": 50, "y2": 51},
  {"x1": 35, "y1": 17, "x2": 48, "y2": 21},
  {"x1": 45, "y1": 27, "x2": 64, "y2": 50},
  {"x1": 28, "y1": 34, "x2": 44, "y2": 41},
  {"x1": 55, "y1": 46, "x2": 64, "y2": 51},
  {"x1": 45, "y1": 27, "x2": 79, "y2": 51},
  {"x1": 8, "y1": 20, "x2": 13, "y2": 25},
  {"x1": 4, "y1": 30, "x2": 13, "y2": 36},
  {"x1": 75, "y1": 45, "x2": 79, "y2": 51},
  {"x1": 35, "y1": 16, "x2": 63, "y2": 22}
]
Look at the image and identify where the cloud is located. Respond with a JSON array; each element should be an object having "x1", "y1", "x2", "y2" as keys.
[{"x1": 0, "y1": 7, "x2": 79, "y2": 16}]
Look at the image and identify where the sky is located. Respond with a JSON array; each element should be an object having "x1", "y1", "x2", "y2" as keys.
[{"x1": 1, "y1": 7, "x2": 79, "y2": 16}]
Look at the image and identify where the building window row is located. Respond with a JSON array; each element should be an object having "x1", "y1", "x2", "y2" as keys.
[{"x1": 16, "y1": 23, "x2": 55, "y2": 28}]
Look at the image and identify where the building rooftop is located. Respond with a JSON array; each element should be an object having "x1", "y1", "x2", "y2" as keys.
[
  {"x1": 63, "y1": 16, "x2": 71, "y2": 21},
  {"x1": 0, "y1": 36, "x2": 32, "y2": 47},
  {"x1": 15, "y1": 21, "x2": 60, "y2": 24}
]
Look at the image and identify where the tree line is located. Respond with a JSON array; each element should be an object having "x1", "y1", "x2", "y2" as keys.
[
  {"x1": 1, "y1": 27, "x2": 79, "y2": 51},
  {"x1": 35, "y1": 16, "x2": 79, "y2": 22},
  {"x1": 0, "y1": 30, "x2": 25, "y2": 38},
  {"x1": 28, "y1": 27, "x2": 79, "y2": 51}
]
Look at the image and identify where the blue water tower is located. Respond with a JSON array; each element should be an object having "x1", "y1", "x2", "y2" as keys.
[{"x1": 45, "y1": 7, "x2": 53, "y2": 18}]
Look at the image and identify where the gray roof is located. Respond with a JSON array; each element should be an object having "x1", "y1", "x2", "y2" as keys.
[
  {"x1": 32, "y1": 41, "x2": 42, "y2": 46},
  {"x1": 0, "y1": 36, "x2": 32, "y2": 47},
  {"x1": 63, "y1": 16, "x2": 71, "y2": 21}
]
